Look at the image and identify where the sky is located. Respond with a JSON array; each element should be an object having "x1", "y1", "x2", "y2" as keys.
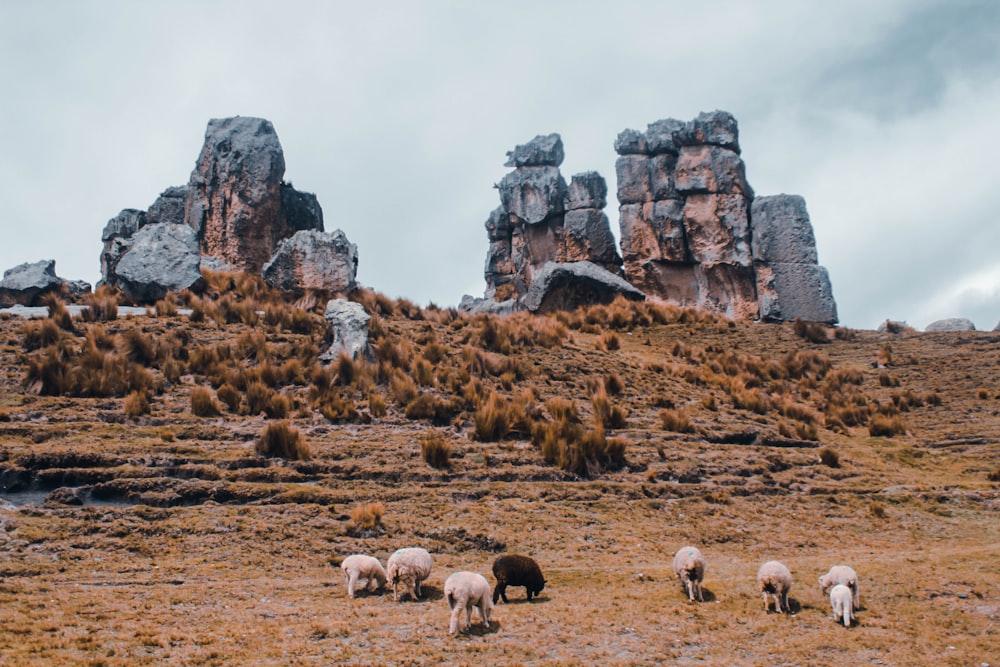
[{"x1": 1, "y1": 0, "x2": 998, "y2": 330}]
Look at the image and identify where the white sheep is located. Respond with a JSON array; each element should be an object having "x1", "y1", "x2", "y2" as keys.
[
  {"x1": 757, "y1": 560, "x2": 793, "y2": 613},
  {"x1": 340, "y1": 554, "x2": 387, "y2": 598},
  {"x1": 830, "y1": 583, "x2": 855, "y2": 627},
  {"x1": 819, "y1": 564, "x2": 860, "y2": 610},
  {"x1": 386, "y1": 547, "x2": 433, "y2": 602},
  {"x1": 444, "y1": 571, "x2": 493, "y2": 636},
  {"x1": 672, "y1": 546, "x2": 706, "y2": 602}
]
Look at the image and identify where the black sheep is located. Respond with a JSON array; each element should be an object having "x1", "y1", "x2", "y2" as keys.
[{"x1": 492, "y1": 554, "x2": 545, "y2": 603}]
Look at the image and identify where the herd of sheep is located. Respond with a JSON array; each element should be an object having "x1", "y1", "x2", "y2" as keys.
[{"x1": 339, "y1": 546, "x2": 861, "y2": 635}]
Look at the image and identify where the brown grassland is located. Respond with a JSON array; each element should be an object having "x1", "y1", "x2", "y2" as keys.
[{"x1": 0, "y1": 277, "x2": 997, "y2": 666}]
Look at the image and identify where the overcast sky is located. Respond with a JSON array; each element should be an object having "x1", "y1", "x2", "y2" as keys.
[{"x1": 1, "y1": 0, "x2": 998, "y2": 329}]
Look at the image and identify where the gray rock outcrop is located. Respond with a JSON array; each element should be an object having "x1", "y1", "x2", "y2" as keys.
[
  {"x1": 146, "y1": 186, "x2": 189, "y2": 226},
  {"x1": 0, "y1": 260, "x2": 90, "y2": 307},
  {"x1": 483, "y1": 134, "x2": 623, "y2": 304},
  {"x1": 184, "y1": 117, "x2": 324, "y2": 273},
  {"x1": 262, "y1": 229, "x2": 358, "y2": 294},
  {"x1": 520, "y1": 261, "x2": 645, "y2": 314},
  {"x1": 751, "y1": 194, "x2": 837, "y2": 323},
  {"x1": 616, "y1": 110, "x2": 758, "y2": 320},
  {"x1": 924, "y1": 318, "x2": 976, "y2": 332},
  {"x1": 113, "y1": 224, "x2": 204, "y2": 302},
  {"x1": 100, "y1": 208, "x2": 148, "y2": 286},
  {"x1": 321, "y1": 299, "x2": 371, "y2": 361},
  {"x1": 615, "y1": 111, "x2": 837, "y2": 323}
]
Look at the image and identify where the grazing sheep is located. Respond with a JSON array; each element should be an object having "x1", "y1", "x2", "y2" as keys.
[
  {"x1": 830, "y1": 583, "x2": 855, "y2": 627},
  {"x1": 386, "y1": 547, "x2": 433, "y2": 602},
  {"x1": 757, "y1": 560, "x2": 793, "y2": 613},
  {"x1": 445, "y1": 571, "x2": 494, "y2": 635},
  {"x1": 340, "y1": 554, "x2": 387, "y2": 598},
  {"x1": 672, "y1": 546, "x2": 706, "y2": 602},
  {"x1": 491, "y1": 554, "x2": 546, "y2": 603},
  {"x1": 819, "y1": 564, "x2": 860, "y2": 610}
]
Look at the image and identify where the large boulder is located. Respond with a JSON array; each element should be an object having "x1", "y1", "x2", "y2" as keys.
[
  {"x1": 750, "y1": 195, "x2": 818, "y2": 264},
  {"x1": 925, "y1": 318, "x2": 976, "y2": 332},
  {"x1": 184, "y1": 117, "x2": 323, "y2": 273},
  {"x1": 0, "y1": 260, "x2": 81, "y2": 307},
  {"x1": 114, "y1": 223, "x2": 204, "y2": 302},
  {"x1": 498, "y1": 166, "x2": 567, "y2": 225},
  {"x1": 100, "y1": 209, "x2": 148, "y2": 285},
  {"x1": 146, "y1": 186, "x2": 189, "y2": 226},
  {"x1": 504, "y1": 133, "x2": 564, "y2": 168},
  {"x1": 672, "y1": 110, "x2": 741, "y2": 153},
  {"x1": 520, "y1": 261, "x2": 644, "y2": 313},
  {"x1": 261, "y1": 229, "x2": 358, "y2": 294},
  {"x1": 321, "y1": 299, "x2": 371, "y2": 361}
]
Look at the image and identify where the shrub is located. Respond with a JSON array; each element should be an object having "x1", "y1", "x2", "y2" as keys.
[
  {"x1": 245, "y1": 381, "x2": 275, "y2": 416},
  {"x1": 792, "y1": 318, "x2": 829, "y2": 344},
  {"x1": 604, "y1": 373, "x2": 624, "y2": 396},
  {"x1": 421, "y1": 430, "x2": 452, "y2": 469},
  {"x1": 123, "y1": 329, "x2": 156, "y2": 366},
  {"x1": 404, "y1": 393, "x2": 460, "y2": 426},
  {"x1": 868, "y1": 413, "x2": 907, "y2": 438},
  {"x1": 731, "y1": 388, "x2": 769, "y2": 414},
  {"x1": 256, "y1": 421, "x2": 310, "y2": 460},
  {"x1": 22, "y1": 319, "x2": 62, "y2": 351},
  {"x1": 879, "y1": 372, "x2": 900, "y2": 388},
  {"x1": 319, "y1": 392, "x2": 359, "y2": 422},
  {"x1": 659, "y1": 408, "x2": 694, "y2": 433},
  {"x1": 24, "y1": 346, "x2": 72, "y2": 395},
  {"x1": 598, "y1": 332, "x2": 620, "y2": 351},
  {"x1": 368, "y1": 392, "x2": 387, "y2": 418},
  {"x1": 81, "y1": 287, "x2": 119, "y2": 322},
  {"x1": 472, "y1": 391, "x2": 509, "y2": 442},
  {"x1": 44, "y1": 294, "x2": 75, "y2": 332},
  {"x1": 977, "y1": 388, "x2": 990, "y2": 400},
  {"x1": 389, "y1": 371, "x2": 419, "y2": 407},
  {"x1": 818, "y1": 447, "x2": 841, "y2": 468},
  {"x1": 349, "y1": 501, "x2": 384, "y2": 533},
  {"x1": 190, "y1": 386, "x2": 220, "y2": 417},
  {"x1": 124, "y1": 390, "x2": 151, "y2": 419},
  {"x1": 591, "y1": 388, "x2": 627, "y2": 429},
  {"x1": 535, "y1": 419, "x2": 626, "y2": 477},
  {"x1": 266, "y1": 393, "x2": 292, "y2": 419},
  {"x1": 216, "y1": 383, "x2": 241, "y2": 413}
]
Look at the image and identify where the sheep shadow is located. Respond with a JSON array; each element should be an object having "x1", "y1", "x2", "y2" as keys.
[
  {"x1": 417, "y1": 584, "x2": 444, "y2": 602},
  {"x1": 495, "y1": 594, "x2": 550, "y2": 605},
  {"x1": 463, "y1": 620, "x2": 502, "y2": 638},
  {"x1": 697, "y1": 587, "x2": 718, "y2": 603}
]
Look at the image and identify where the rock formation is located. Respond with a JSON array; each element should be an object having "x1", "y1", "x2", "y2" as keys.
[
  {"x1": 262, "y1": 230, "x2": 358, "y2": 294},
  {"x1": 751, "y1": 195, "x2": 837, "y2": 323},
  {"x1": 0, "y1": 260, "x2": 91, "y2": 307},
  {"x1": 113, "y1": 223, "x2": 204, "y2": 302},
  {"x1": 184, "y1": 117, "x2": 324, "y2": 273},
  {"x1": 321, "y1": 299, "x2": 371, "y2": 361},
  {"x1": 482, "y1": 133, "x2": 623, "y2": 306},
  {"x1": 520, "y1": 262, "x2": 644, "y2": 314},
  {"x1": 924, "y1": 318, "x2": 976, "y2": 332},
  {"x1": 98, "y1": 117, "x2": 356, "y2": 300},
  {"x1": 615, "y1": 111, "x2": 837, "y2": 323}
]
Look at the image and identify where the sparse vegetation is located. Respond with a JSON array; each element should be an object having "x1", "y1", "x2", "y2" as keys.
[
  {"x1": 420, "y1": 430, "x2": 452, "y2": 469},
  {"x1": 255, "y1": 421, "x2": 310, "y2": 460}
]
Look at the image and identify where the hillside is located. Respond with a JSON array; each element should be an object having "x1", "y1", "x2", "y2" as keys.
[{"x1": 0, "y1": 278, "x2": 997, "y2": 666}]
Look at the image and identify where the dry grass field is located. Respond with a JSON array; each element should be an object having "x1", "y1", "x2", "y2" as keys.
[{"x1": 0, "y1": 277, "x2": 997, "y2": 666}]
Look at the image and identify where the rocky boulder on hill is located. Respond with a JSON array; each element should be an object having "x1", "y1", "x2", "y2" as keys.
[
  {"x1": 321, "y1": 299, "x2": 371, "y2": 361},
  {"x1": 113, "y1": 224, "x2": 204, "y2": 302},
  {"x1": 520, "y1": 261, "x2": 644, "y2": 313},
  {"x1": 924, "y1": 318, "x2": 976, "y2": 332},
  {"x1": 262, "y1": 229, "x2": 358, "y2": 294},
  {"x1": 0, "y1": 260, "x2": 90, "y2": 307},
  {"x1": 183, "y1": 116, "x2": 324, "y2": 273}
]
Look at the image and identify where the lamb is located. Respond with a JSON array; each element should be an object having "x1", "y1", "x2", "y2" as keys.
[
  {"x1": 830, "y1": 583, "x2": 855, "y2": 627},
  {"x1": 491, "y1": 554, "x2": 546, "y2": 603},
  {"x1": 672, "y1": 546, "x2": 706, "y2": 602},
  {"x1": 819, "y1": 564, "x2": 860, "y2": 610},
  {"x1": 339, "y1": 554, "x2": 387, "y2": 598},
  {"x1": 444, "y1": 571, "x2": 494, "y2": 635},
  {"x1": 757, "y1": 560, "x2": 793, "y2": 613},
  {"x1": 386, "y1": 547, "x2": 433, "y2": 602}
]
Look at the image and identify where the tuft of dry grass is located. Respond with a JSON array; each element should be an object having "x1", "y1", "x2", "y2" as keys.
[
  {"x1": 868, "y1": 413, "x2": 907, "y2": 437},
  {"x1": 818, "y1": 447, "x2": 841, "y2": 468},
  {"x1": 792, "y1": 318, "x2": 829, "y2": 344},
  {"x1": 420, "y1": 430, "x2": 452, "y2": 469},
  {"x1": 256, "y1": 421, "x2": 310, "y2": 460},
  {"x1": 349, "y1": 501, "x2": 384, "y2": 534},
  {"x1": 190, "y1": 386, "x2": 221, "y2": 417},
  {"x1": 659, "y1": 408, "x2": 694, "y2": 433},
  {"x1": 124, "y1": 390, "x2": 151, "y2": 419}
]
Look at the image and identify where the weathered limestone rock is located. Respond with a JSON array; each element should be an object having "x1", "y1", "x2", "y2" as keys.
[
  {"x1": 751, "y1": 195, "x2": 837, "y2": 323},
  {"x1": 616, "y1": 112, "x2": 836, "y2": 323},
  {"x1": 458, "y1": 294, "x2": 524, "y2": 316},
  {"x1": 261, "y1": 229, "x2": 358, "y2": 294},
  {"x1": 321, "y1": 299, "x2": 371, "y2": 361},
  {"x1": 146, "y1": 186, "x2": 188, "y2": 226},
  {"x1": 0, "y1": 260, "x2": 83, "y2": 307},
  {"x1": 505, "y1": 133, "x2": 564, "y2": 168},
  {"x1": 100, "y1": 209, "x2": 148, "y2": 286},
  {"x1": 480, "y1": 134, "x2": 623, "y2": 308},
  {"x1": 114, "y1": 224, "x2": 204, "y2": 302},
  {"x1": 925, "y1": 318, "x2": 976, "y2": 332},
  {"x1": 521, "y1": 262, "x2": 644, "y2": 313},
  {"x1": 184, "y1": 116, "x2": 323, "y2": 273}
]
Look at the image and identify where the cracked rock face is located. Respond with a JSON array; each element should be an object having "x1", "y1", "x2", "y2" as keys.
[
  {"x1": 113, "y1": 223, "x2": 204, "y2": 302},
  {"x1": 262, "y1": 229, "x2": 358, "y2": 294},
  {"x1": 616, "y1": 111, "x2": 837, "y2": 323},
  {"x1": 478, "y1": 134, "x2": 623, "y2": 307},
  {"x1": 183, "y1": 117, "x2": 323, "y2": 274}
]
